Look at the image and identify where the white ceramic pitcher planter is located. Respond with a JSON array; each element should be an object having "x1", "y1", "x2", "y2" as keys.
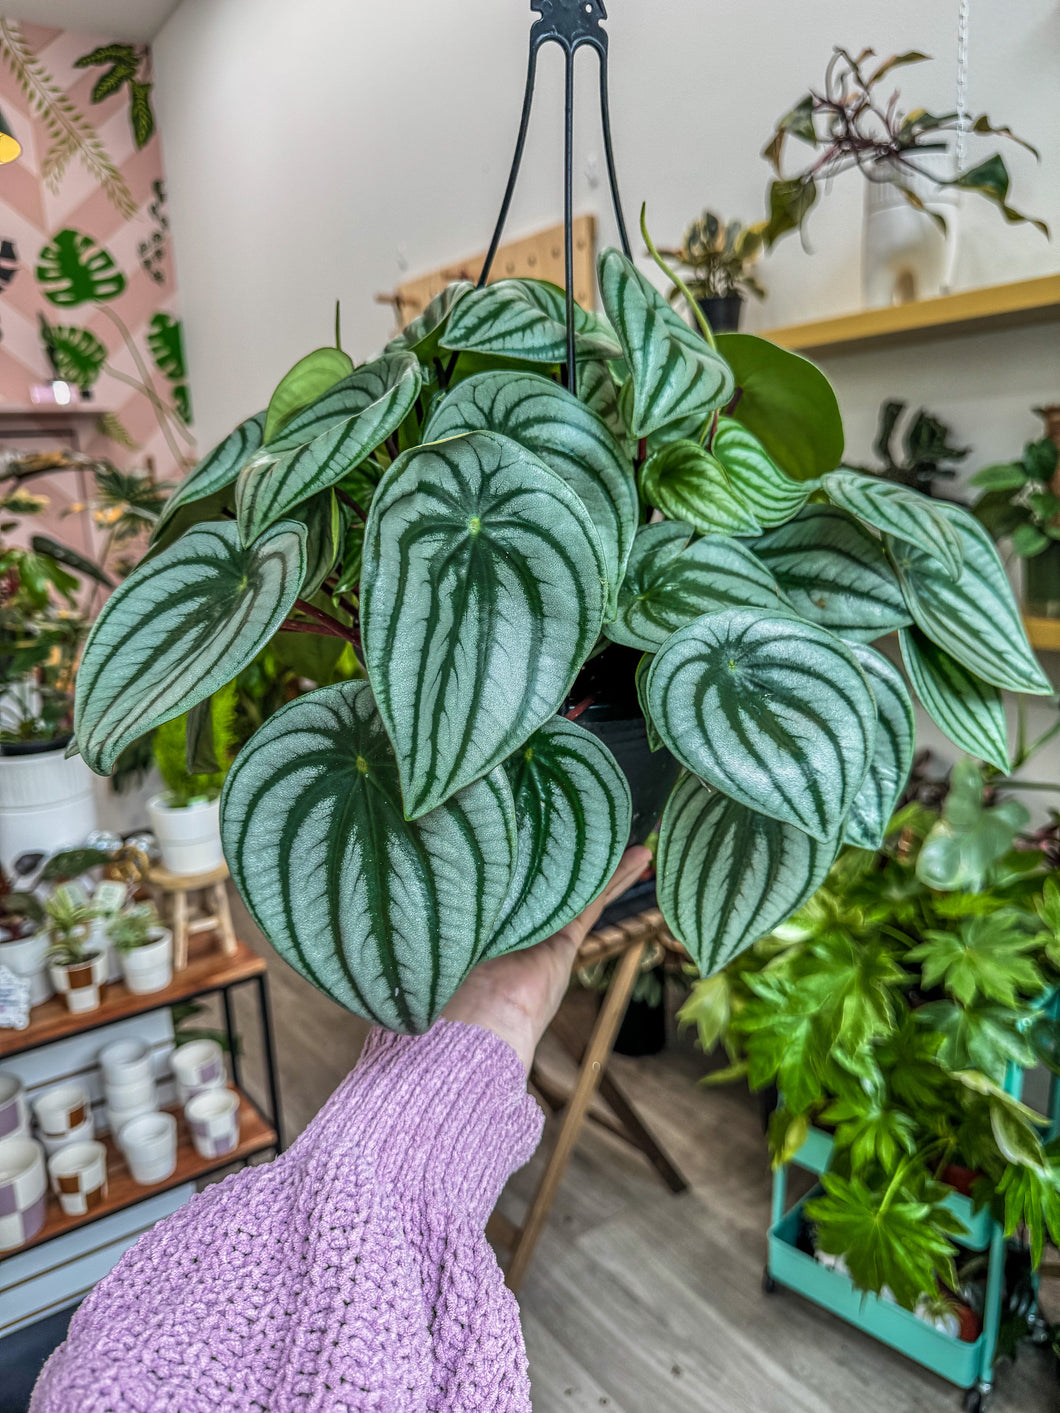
[
  {"x1": 147, "y1": 795, "x2": 223, "y2": 875},
  {"x1": 862, "y1": 161, "x2": 959, "y2": 308},
  {"x1": 0, "y1": 742, "x2": 98, "y2": 877},
  {"x1": 118, "y1": 927, "x2": 174, "y2": 995}
]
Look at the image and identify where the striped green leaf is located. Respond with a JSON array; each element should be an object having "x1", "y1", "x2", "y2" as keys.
[
  {"x1": 236, "y1": 353, "x2": 421, "y2": 544},
  {"x1": 606, "y1": 520, "x2": 788, "y2": 653},
  {"x1": 712, "y1": 417, "x2": 810, "y2": 526},
  {"x1": 263, "y1": 347, "x2": 355, "y2": 444},
  {"x1": 486, "y1": 718, "x2": 631, "y2": 959},
  {"x1": 844, "y1": 643, "x2": 916, "y2": 849},
  {"x1": 640, "y1": 439, "x2": 761, "y2": 536},
  {"x1": 753, "y1": 505, "x2": 911, "y2": 642},
  {"x1": 900, "y1": 627, "x2": 1010, "y2": 772},
  {"x1": 440, "y1": 278, "x2": 621, "y2": 363},
  {"x1": 598, "y1": 247, "x2": 734, "y2": 438},
  {"x1": 578, "y1": 358, "x2": 634, "y2": 453},
  {"x1": 822, "y1": 469, "x2": 963, "y2": 579},
  {"x1": 75, "y1": 519, "x2": 306, "y2": 774},
  {"x1": 220, "y1": 680, "x2": 516, "y2": 1034},
  {"x1": 295, "y1": 490, "x2": 347, "y2": 598},
  {"x1": 886, "y1": 503, "x2": 1051, "y2": 695},
  {"x1": 657, "y1": 775, "x2": 835, "y2": 974},
  {"x1": 386, "y1": 280, "x2": 474, "y2": 360},
  {"x1": 424, "y1": 370, "x2": 637, "y2": 618},
  {"x1": 362, "y1": 430, "x2": 607, "y2": 818},
  {"x1": 635, "y1": 652, "x2": 665, "y2": 752},
  {"x1": 151, "y1": 409, "x2": 265, "y2": 541},
  {"x1": 647, "y1": 608, "x2": 877, "y2": 841}
]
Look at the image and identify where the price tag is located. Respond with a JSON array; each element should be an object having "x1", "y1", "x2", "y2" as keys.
[
  {"x1": 0, "y1": 965, "x2": 31, "y2": 1030},
  {"x1": 94, "y1": 880, "x2": 127, "y2": 916}
]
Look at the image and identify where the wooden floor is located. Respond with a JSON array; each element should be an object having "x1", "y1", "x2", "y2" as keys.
[{"x1": 223, "y1": 894, "x2": 1058, "y2": 1412}]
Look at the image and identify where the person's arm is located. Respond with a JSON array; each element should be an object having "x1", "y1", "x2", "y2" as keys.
[{"x1": 32, "y1": 849, "x2": 648, "y2": 1413}]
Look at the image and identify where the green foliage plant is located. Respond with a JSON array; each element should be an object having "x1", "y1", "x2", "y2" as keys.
[
  {"x1": 72, "y1": 208, "x2": 1051, "y2": 1035},
  {"x1": 972, "y1": 432, "x2": 1060, "y2": 561},
  {"x1": 42, "y1": 885, "x2": 99, "y2": 966},
  {"x1": 108, "y1": 901, "x2": 162, "y2": 953},
  {"x1": 656, "y1": 211, "x2": 766, "y2": 302},
  {"x1": 680, "y1": 759, "x2": 1060, "y2": 1311},
  {"x1": 848, "y1": 399, "x2": 970, "y2": 498},
  {"x1": 152, "y1": 681, "x2": 238, "y2": 808}
]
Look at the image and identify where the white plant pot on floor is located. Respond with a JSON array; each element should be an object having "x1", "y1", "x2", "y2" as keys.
[
  {"x1": 48, "y1": 952, "x2": 107, "y2": 1014},
  {"x1": 118, "y1": 928, "x2": 174, "y2": 995},
  {"x1": 147, "y1": 795, "x2": 223, "y2": 876},
  {"x1": 0, "y1": 929, "x2": 52, "y2": 1006},
  {"x1": 0, "y1": 744, "x2": 99, "y2": 876},
  {"x1": 862, "y1": 160, "x2": 959, "y2": 308}
]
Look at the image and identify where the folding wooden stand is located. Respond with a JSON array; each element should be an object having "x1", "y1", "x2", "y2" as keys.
[
  {"x1": 489, "y1": 908, "x2": 690, "y2": 1292},
  {"x1": 147, "y1": 862, "x2": 237, "y2": 971}
]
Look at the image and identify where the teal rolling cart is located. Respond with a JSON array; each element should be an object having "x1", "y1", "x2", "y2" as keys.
[{"x1": 764, "y1": 993, "x2": 1060, "y2": 1411}]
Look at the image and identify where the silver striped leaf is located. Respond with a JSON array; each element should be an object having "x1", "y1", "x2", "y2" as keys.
[
  {"x1": 424, "y1": 370, "x2": 637, "y2": 618},
  {"x1": 220, "y1": 680, "x2": 516, "y2": 1034},
  {"x1": 263, "y1": 347, "x2": 354, "y2": 444},
  {"x1": 386, "y1": 280, "x2": 474, "y2": 360},
  {"x1": 236, "y1": 352, "x2": 421, "y2": 544},
  {"x1": 578, "y1": 358, "x2": 634, "y2": 454},
  {"x1": 151, "y1": 409, "x2": 265, "y2": 541},
  {"x1": 647, "y1": 608, "x2": 878, "y2": 841},
  {"x1": 639, "y1": 439, "x2": 761, "y2": 536},
  {"x1": 634, "y1": 653, "x2": 665, "y2": 752},
  {"x1": 440, "y1": 278, "x2": 621, "y2": 363},
  {"x1": 822, "y1": 469, "x2": 963, "y2": 580},
  {"x1": 598, "y1": 247, "x2": 734, "y2": 438},
  {"x1": 486, "y1": 717, "x2": 631, "y2": 960},
  {"x1": 362, "y1": 430, "x2": 608, "y2": 818},
  {"x1": 712, "y1": 417, "x2": 810, "y2": 527},
  {"x1": 899, "y1": 626, "x2": 1010, "y2": 772},
  {"x1": 75, "y1": 518, "x2": 306, "y2": 774},
  {"x1": 843, "y1": 642, "x2": 916, "y2": 850},
  {"x1": 752, "y1": 504, "x2": 911, "y2": 642},
  {"x1": 606, "y1": 521, "x2": 789, "y2": 653},
  {"x1": 886, "y1": 503, "x2": 1051, "y2": 695},
  {"x1": 294, "y1": 490, "x2": 348, "y2": 598},
  {"x1": 657, "y1": 775, "x2": 836, "y2": 975}
]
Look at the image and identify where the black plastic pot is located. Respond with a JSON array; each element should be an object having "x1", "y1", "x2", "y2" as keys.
[
  {"x1": 0, "y1": 733, "x2": 71, "y2": 759},
  {"x1": 696, "y1": 293, "x2": 744, "y2": 333}
]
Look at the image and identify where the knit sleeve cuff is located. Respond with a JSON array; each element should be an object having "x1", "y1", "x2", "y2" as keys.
[{"x1": 310, "y1": 1020, "x2": 544, "y2": 1226}]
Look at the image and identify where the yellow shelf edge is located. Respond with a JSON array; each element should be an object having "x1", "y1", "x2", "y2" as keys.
[{"x1": 1024, "y1": 615, "x2": 1060, "y2": 654}]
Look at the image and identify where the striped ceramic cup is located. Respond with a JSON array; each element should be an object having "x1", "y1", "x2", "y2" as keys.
[
  {"x1": 0, "y1": 1136, "x2": 46, "y2": 1250},
  {"x1": 48, "y1": 1141, "x2": 108, "y2": 1217},
  {"x1": 0, "y1": 1073, "x2": 28, "y2": 1141}
]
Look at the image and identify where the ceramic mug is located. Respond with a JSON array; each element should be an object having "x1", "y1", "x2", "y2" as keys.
[
  {"x1": 0, "y1": 1136, "x2": 46, "y2": 1250},
  {"x1": 98, "y1": 1038, "x2": 153, "y2": 1089},
  {"x1": 48, "y1": 1140, "x2": 108, "y2": 1217},
  {"x1": 39, "y1": 1114, "x2": 94, "y2": 1158},
  {"x1": 184, "y1": 1088, "x2": 240, "y2": 1160},
  {"x1": 33, "y1": 1083, "x2": 90, "y2": 1138},
  {"x1": 171, "y1": 1040, "x2": 225, "y2": 1105},
  {"x1": 0, "y1": 1073, "x2": 28, "y2": 1141},
  {"x1": 120, "y1": 1111, "x2": 177, "y2": 1185}
]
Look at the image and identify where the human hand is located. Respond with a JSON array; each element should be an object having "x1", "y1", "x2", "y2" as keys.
[{"x1": 441, "y1": 846, "x2": 652, "y2": 1073}]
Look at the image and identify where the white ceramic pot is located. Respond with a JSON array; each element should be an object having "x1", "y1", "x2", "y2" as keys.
[
  {"x1": 103, "y1": 1072, "x2": 156, "y2": 1113},
  {"x1": 48, "y1": 952, "x2": 107, "y2": 1014},
  {"x1": 118, "y1": 928, "x2": 174, "y2": 995},
  {"x1": 147, "y1": 795, "x2": 222, "y2": 876},
  {"x1": 862, "y1": 159, "x2": 959, "y2": 308},
  {"x1": 33, "y1": 1083, "x2": 90, "y2": 1138},
  {"x1": 0, "y1": 745, "x2": 98, "y2": 877},
  {"x1": 171, "y1": 1039, "x2": 226, "y2": 1105},
  {"x1": 48, "y1": 1140, "x2": 108, "y2": 1216},
  {"x1": 40, "y1": 1115, "x2": 95, "y2": 1158},
  {"x1": 105, "y1": 1099, "x2": 155, "y2": 1138},
  {"x1": 185, "y1": 1087, "x2": 240, "y2": 1160},
  {"x1": 0, "y1": 929, "x2": 53, "y2": 1007},
  {"x1": 120, "y1": 1111, "x2": 177, "y2": 1185},
  {"x1": 0, "y1": 1135, "x2": 46, "y2": 1249},
  {"x1": 98, "y1": 1038, "x2": 154, "y2": 1089},
  {"x1": 0, "y1": 1073, "x2": 28, "y2": 1141}
]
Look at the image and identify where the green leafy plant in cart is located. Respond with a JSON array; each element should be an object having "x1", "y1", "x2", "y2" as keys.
[
  {"x1": 681, "y1": 757, "x2": 1060, "y2": 1313},
  {"x1": 72, "y1": 204, "x2": 1051, "y2": 1036}
]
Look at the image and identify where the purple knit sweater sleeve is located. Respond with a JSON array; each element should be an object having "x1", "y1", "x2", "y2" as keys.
[{"x1": 31, "y1": 1020, "x2": 544, "y2": 1413}]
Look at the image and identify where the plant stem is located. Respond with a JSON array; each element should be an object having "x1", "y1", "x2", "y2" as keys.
[
  {"x1": 292, "y1": 597, "x2": 360, "y2": 648},
  {"x1": 336, "y1": 487, "x2": 367, "y2": 523},
  {"x1": 640, "y1": 204, "x2": 717, "y2": 351}
]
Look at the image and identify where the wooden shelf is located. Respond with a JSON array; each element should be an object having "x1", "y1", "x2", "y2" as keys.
[
  {"x1": 758, "y1": 273, "x2": 1060, "y2": 357},
  {"x1": 1024, "y1": 616, "x2": 1060, "y2": 653},
  {"x1": 0, "y1": 939, "x2": 265, "y2": 1059},
  {"x1": 16, "y1": 1091, "x2": 276, "y2": 1254}
]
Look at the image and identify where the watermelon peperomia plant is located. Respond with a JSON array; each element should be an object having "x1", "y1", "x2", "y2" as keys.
[{"x1": 72, "y1": 240, "x2": 1051, "y2": 1034}]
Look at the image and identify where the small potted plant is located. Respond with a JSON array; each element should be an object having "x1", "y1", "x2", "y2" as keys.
[
  {"x1": 972, "y1": 422, "x2": 1060, "y2": 617},
  {"x1": 657, "y1": 211, "x2": 765, "y2": 332},
  {"x1": 0, "y1": 874, "x2": 50, "y2": 1005},
  {"x1": 846, "y1": 399, "x2": 970, "y2": 499},
  {"x1": 108, "y1": 901, "x2": 173, "y2": 994},
  {"x1": 44, "y1": 886, "x2": 106, "y2": 1013},
  {"x1": 147, "y1": 683, "x2": 238, "y2": 876}
]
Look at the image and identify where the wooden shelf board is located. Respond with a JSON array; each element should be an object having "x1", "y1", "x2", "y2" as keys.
[
  {"x1": 1, "y1": 938, "x2": 264, "y2": 1059},
  {"x1": 1025, "y1": 616, "x2": 1060, "y2": 653},
  {"x1": 758, "y1": 273, "x2": 1060, "y2": 356},
  {"x1": 15, "y1": 1091, "x2": 276, "y2": 1255}
]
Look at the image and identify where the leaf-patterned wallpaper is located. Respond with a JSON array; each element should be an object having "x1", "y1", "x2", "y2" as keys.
[{"x1": 0, "y1": 19, "x2": 192, "y2": 477}]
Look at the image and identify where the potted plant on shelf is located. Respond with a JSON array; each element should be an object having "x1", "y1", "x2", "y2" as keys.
[
  {"x1": 0, "y1": 874, "x2": 50, "y2": 1005},
  {"x1": 656, "y1": 211, "x2": 765, "y2": 332},
  {"x1": 108, "y1": 901, "x2": 173, "y2": 994},
  {"x1": 147, "y1": 682, "x2": 238, "y2": 876},
  {"x1": 70, "y1": 207, "x2": 1050, "y2": 1037},
  {"x1": 972, "y1": 424, "x2": 1060, "y2": 617},
  {"x1": 44, "y1": 886, "x2": 106, "y2": 1013},
  {"x1": 760, "y1": 47, "x2": 1046, "y2": 306},
  {"x1": 847, "y1": 399, "x2": 971, "y2": 500}
]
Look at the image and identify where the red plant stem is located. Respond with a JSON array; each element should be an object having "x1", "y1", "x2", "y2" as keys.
[
  {"x1": 635, "y1": 437, "x2": 647, "y2": 469},
  {"x1": 279, "y1": 620, "x2": 346, "y2": 639},
  {"x1": 293, "y1": 597, "x2": 361, "y2": 650},
  {"x1": 336, "y1": 488, "x2": 367, "y2": 523},
  {"x1": 564, "y1": 696, "x2": 595, "y2": 722}
]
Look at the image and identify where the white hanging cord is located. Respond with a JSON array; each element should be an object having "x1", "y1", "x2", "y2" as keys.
[{"x1": 955, "y1": 0, "x2": 971, "y2": 173}]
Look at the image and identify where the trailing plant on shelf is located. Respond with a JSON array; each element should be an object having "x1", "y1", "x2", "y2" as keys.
[
  {"x1": 760, "y1": 46, "x2": 1046, "y2": 248},
  {"x1": 848, "y1": 399, "x2": 970, "y2": 499},
  {"x1": 72, "y1": 212, "x2": 1051, "y2": 1035},
  {"x1": 681, "y1": 758, "x2": 1060, "y2": 1313}
]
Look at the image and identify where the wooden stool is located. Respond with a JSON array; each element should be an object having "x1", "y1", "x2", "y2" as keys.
[
  {"x1": 147, "y1": 861, "x2": 236, "y2": 971},
  {"x1": 488, "y1": 907, "x2": 690, "y2": 1292}
]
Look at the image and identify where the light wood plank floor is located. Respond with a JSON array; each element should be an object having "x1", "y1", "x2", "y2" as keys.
[{"x1": 223, "y1": 895, "x2": 1058, "y2": 1412}]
